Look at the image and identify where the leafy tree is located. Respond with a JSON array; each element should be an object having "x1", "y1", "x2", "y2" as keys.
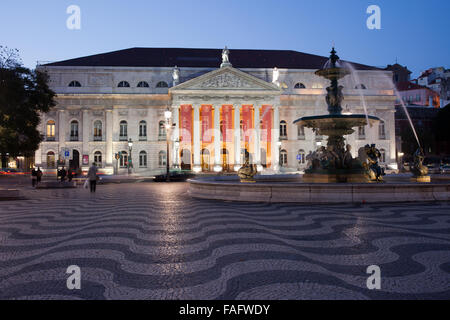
[{"x1": 0, "y1": 46, "x2": 55, "y2": 168}]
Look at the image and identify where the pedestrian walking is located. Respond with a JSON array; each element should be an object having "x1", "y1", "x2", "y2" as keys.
[
  {"x1": 60, "y1": 167, "x2": 66, "y2": 182},
  {"x1": 31, "y1": 167, "x2": 37, "y2": 187},
  {"x1": 87, "y1": 162, "x2": 98, "y2": 193}
]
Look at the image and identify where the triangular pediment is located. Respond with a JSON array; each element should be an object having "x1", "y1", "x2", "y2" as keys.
[{"x1": 170, "y1": 66, "x2": 281, "y2": 93}]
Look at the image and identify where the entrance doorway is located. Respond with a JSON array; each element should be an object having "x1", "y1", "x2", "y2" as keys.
[
  {"x1": 221, "y1": 148, "x2": 229, "y2": 172},
  {"x1": 70, "y1": 150, "x2": 80, "y2": 171},
  {"x1": 201, "y1": 149, "x2": 210, "y2": 171},
  {"x1": 180, "y1": 149, "x2": 191, "y2": 170}
]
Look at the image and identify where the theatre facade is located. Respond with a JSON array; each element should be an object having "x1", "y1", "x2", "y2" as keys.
[{"x1": 35, "y1": 47, "x2": 397, "y2": 174}]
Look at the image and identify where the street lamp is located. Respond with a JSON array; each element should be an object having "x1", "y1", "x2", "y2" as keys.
[
  {"x1": 164, "y1": 108, "x2": 172, "y2": 182},
  {"x1": 128, "y1": 138, "x2": 133, "y2": 175}
]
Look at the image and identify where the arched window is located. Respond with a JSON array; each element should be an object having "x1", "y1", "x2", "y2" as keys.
[
  {"x1": 355, "y1": 84, "x2": 367, "y2": 89},
  {"x1": 158, "y1": 151, "x2": 167, "y2": 167},
  {"x1": 280, "y1": 120, "x2": 287, "y2": 139},
  {"x1": 297, "y1": 149, "x2": 306, "y2": 164},
  {"x1": 137, "y1": 81, "x2": 149, "y2": 88},
  {"x1": 94, "y1": 151, "x2": 102, "y2": 167},
  {"x1": 280, "y1": 149, "x2": 288, "y2": 166},
  {"x1": 46, "y1": 151, "x2": 55, "y2": 168},
  {"x1": 119, "y1": 121, "x2": 127, "y2": 140},
  {"x1": 119, "y1": 151, "x2": 128, "y2": 168},
  {"x1": 156, "y1": 81, "x2": 168, "y2": 88},
  {"x1": 118, "y1": 81, "x2": 130, "y2": 88},
  {"x1": 294, "y1": 82, "x2": 306, "y2": 89},
  {"x1": 379, "y1": 121, "x2": 386, "y2": 139},
  {"x1": 139, "y1": 151, "x2": 147, "y2": 167},
  {"x1": 358, "y1": 126, "x2": 365, "y2": 139},
  {"x1": 46, "y1": 120, "x2": 55, "y2": 140},
  {"x1": 93, "y1": 120, "x2": 102, "y2": 141},
  {"x1": 297, "y1": 125, "x2": 305, "y2": 140},
  {"x1": 158, "y1": 121, "x2": 166, "y2": 140},
  {"x1": 380, "y1": 149, "x2": 386, "y2": 163},
  {"x1": 68, "y1": 81, "x2": 81, "y2": 87},
  {"x1": 70, "y1": 120, "x2": 79, "y2": 141},
  {"x1": 139, "y1": 120, "x2": 147, "y2": 139}
]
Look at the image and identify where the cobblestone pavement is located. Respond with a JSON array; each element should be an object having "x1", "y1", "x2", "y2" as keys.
[{"x1": 0, "y1": 182, "x2": 449, "y2": 300}]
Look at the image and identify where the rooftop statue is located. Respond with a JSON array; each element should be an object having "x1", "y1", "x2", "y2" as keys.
[{"x1": 220, "y1": 46, "x2": 231, "y2": 67}]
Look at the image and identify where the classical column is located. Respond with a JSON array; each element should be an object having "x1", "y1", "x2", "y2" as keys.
[
  {"x1": 58, "y1": 110, "x2": 66, "y2": 164},
  {"x1": 272, "y1": 105, "x2": 280, "y2": 171},
  {"x1": 172, "y1": 105, "x2": 180, "y2": 168},
  {"x1": 82, "y1": 109, "x2": 90, "y2": 167},
  {"x1": 254, "y1": 105, "x2": 262, "y2": 171},
  {"x1": 213, "y1": 105, "x2": 222, "y2": 172},
  {"x1": 106, "y1": 109, "x2": 113, "y2": 168},
  {"x1": 233, "y1": 104, "x2": 241, "y2": 171},
  {"x1": 193, "y1": 105, "x2": 201, "y2": 172}
]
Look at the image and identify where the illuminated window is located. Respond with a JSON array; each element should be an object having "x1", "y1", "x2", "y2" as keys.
[
  {"x1": 120, "y1": 151, "x2": 128, "y2": 168},
  {"x1": 297, "y1": 125, "x2": 305, "y2": 140},
  {"x1": 46, "y1": 120, "x2": 55, "y2": 139},
  {"x1": 70, "y1": 121, "x2": 79, "y2": 141},
  {"x1": 379, "y1": 121, "x2": 386, "y2": 139},
  {"x1": 280, "y1": 120, "x2": 287, "y2": 139},
  {"x1": 297, "y1": 149, "x2": 306, "y2": 164},
  {"x1": 280, "y1": 149, "x2": 288, "y2": 166},
  {"x1": 294, "y1": 83, "x2": 306, "y2": 89},
  {"x1": 94, "y1": 120, "x2": 102, "y2": 141},
  {"x1": 158, "y1": 121, "x2": 166, "y2": 139},
  {"x1": 358, "y1": 126, "x2": 365, "y2": 139},
  {"x1": 139, "y1": 120, "x2": 147, "y2": 139}
]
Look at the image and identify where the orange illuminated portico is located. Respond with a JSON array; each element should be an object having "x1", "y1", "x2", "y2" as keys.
[{"x1": 169, "y1": 65, "x2": 281, "y2": 173}]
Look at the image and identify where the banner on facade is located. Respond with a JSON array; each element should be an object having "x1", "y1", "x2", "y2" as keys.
[
  {"x1": 201, "y1": 105, "x2": 213, "y2": 143},
  {"x1": 82, "y1": 155, "x2": 89, "y2": 165},
  {"x1": 241, "y1": 105, "x2": 253, "y2": 143},
  {"x1": 180, "y1": 105, "x2": 192, "y2": 143}
]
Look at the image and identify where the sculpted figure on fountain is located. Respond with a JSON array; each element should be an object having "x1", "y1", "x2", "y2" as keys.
[{"x1": 411, "y1": 148, "x2": 428, "y2": 177}]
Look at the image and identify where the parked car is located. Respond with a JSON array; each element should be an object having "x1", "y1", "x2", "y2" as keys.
[{"x1": 153, "y1": 170, "x2": 195, "y2": 182}]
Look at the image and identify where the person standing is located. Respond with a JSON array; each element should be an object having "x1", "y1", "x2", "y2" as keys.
[
  {"x1": 31, "y1": 167, "x2": 37, "y2": 187},
  {"x1": 87, "y1": 162, "x2": 98, "y2": 193},
  {"x1": 37, "y1": 167, "x2": 42, "y2": 185},
  {"x1": 67, "y1": 169, "x2": 73, "y2": 182}
]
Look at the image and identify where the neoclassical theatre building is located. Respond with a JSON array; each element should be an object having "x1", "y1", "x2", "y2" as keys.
[{"x1": 35, "y1": 47, "x2": 397, "y2": 174}]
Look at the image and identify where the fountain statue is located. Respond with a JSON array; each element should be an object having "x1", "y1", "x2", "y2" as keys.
[
  {"x1": 238, "y1": 151, "x2": 257, "y2": 183},
  {"x1": 410, "y1": 147, "x2": 431, "y2": 182},
  {"x1": 294, "y1": 48, "x2": 381, "y2": 183},
  {"x1": 363, "y1": 144, "x2": 385, "y2": 182}
]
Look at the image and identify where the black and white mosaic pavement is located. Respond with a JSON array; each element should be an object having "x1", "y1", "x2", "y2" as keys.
[{"x1": 0, "y1": 183, "x2": 449, "y2": 300}]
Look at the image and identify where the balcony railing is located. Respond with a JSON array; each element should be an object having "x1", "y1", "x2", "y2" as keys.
[
  {"x1": 70, "y1": 135, "x2": 79, "y2": 141},
  {"x1": 46, "y1": 136, "x2": 56, "y2": 141},
  {"x1": 94, "y1": 136, "x2": 103, "y2": 141},
  {"x1": 119, "y1": 136, "x2": 128, "y2": 141}
]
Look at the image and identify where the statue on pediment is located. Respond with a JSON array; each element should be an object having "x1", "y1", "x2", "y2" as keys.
[{"x1": 220, "y1": 46, "x2": 232, "y2": 67}]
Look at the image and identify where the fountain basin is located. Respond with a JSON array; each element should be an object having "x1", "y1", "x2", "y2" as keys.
[
  {"x1": 188, "y1": 176, "x2": 450, "y2": 204},
  {"x1": 293, "y1": 114, "x2": 380, "y2": 136}
]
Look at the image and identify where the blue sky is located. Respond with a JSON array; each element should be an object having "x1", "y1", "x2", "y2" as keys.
[{"x1": 1, "y1": 0, "x2": 449, "y2": 77}]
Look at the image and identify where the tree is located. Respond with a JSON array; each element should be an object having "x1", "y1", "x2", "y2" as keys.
[{"x1": 0, "y1": 46, "x2": 56, "y2": 168}]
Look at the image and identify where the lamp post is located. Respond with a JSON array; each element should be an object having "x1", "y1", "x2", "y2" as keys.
[
  {"x1": 128, "y1": 138, "x2": 133, "y2": 175},
  {"x1": 164, "y1": 108, "x2": 172, "y2": 182}
]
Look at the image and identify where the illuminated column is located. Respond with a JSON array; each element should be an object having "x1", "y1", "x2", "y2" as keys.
[
  {"x1": 233, "y1": 104, "x2": 241, "y2": 171},
  {"x1": 82, "y1": 109, "x2": 90, "y2": 167},
  {"x1": 106, "y1": 108, "x2": 113, "y2": 167},
  {"x1": 172, "y1": 105, "x2": 180, "y2": 168},
  {"x1": 272, "y1": 105, "x2": 280, "y2": 170},
  {"x1": 58, "y1": 110, "x2": 66, "y2": 163},
  {"x1": 254, "y1": 105, "x2": 262, "y2": 171},
  {"x1": 213, "y1": 105, "x2": 222, "y2": 172},
  {"x1": 193, "y1": 105, "x2": 201, "y2": 172}
]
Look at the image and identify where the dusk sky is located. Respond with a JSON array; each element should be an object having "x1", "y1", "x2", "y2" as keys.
[{"x1": 1, "y1": 0, "x2": 449, "y2": 78}]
